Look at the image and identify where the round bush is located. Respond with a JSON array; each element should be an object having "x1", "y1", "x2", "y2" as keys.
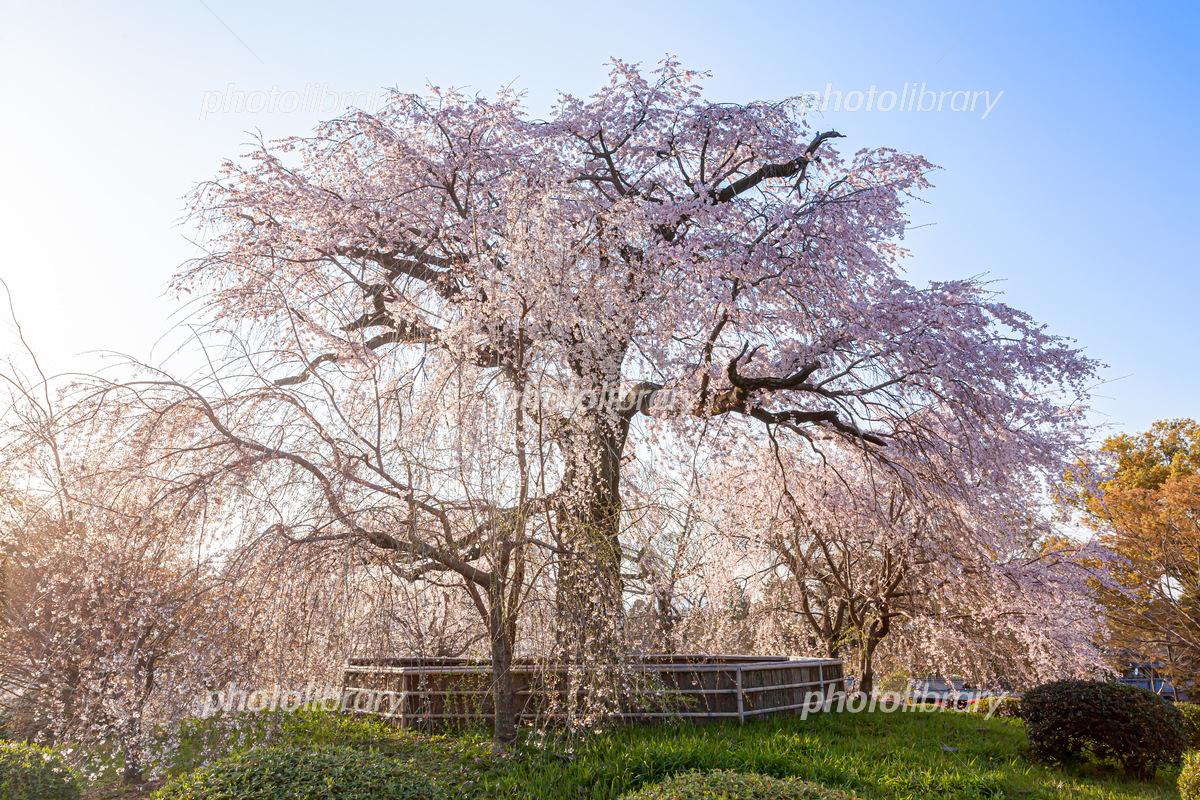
[
  {"x1": 1021, "y1": 680, "x2": 1186, "y2": 779},
  {"x1": 153, "y1": 744, "x2": 436, "y2": 800},
  {"x1": 1178, "y1": 702, "x2": 1200, "y2": 751},
  {"x1": 0, "y1": 740, "x2": 79, "y2": 800},
  {"x1": 619, "y1": 770, "x2": 858, "y2": 800},
  {"x1": 1182, "y1": 751, "x2": 1200, "y2": 800}
]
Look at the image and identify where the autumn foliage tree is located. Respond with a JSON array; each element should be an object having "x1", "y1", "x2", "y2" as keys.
[{"x1": 1071, "y1": 419, "x2": 1200, "y2": 690}]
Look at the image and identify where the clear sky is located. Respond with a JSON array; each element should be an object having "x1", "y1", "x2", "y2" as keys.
[{"x1": 1, "y1": 0, "x2": 1196, "y2": 436}]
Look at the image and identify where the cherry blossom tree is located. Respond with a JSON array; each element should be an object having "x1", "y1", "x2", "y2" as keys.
[
  {"x1": 622, "y1": 457, "x2": 746, "y2": 654},
  {"x1": 106, "y1": 349, "x2": 551, "y2": 745},
  {"x1": 717, "y1": 443, "x2": 1110, "y2": 693},
  {"x1": 145, "y1": 57, "x2": 1102, "y2": 742},
  {"x1": 0, "y1": 348, "x2": 240, "y2": 783}
]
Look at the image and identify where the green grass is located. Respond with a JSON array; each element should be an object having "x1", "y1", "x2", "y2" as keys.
[
  {"x1": 148, "y1": 708, "x2": 1182, "y2": 800},
  {"x1": 473, "y1": 711, "x2": 1182, "y2": 800}
]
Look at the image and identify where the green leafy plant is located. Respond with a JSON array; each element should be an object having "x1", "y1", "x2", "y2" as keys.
[
  {"x1": 1021, "y1": 679, "x2": 1186, "y2": 778},
  {"x1": 153, "y1": 744, "x2": 437, "y2": 800},
  {"x1": 0, "y1": 740, "x2": 79, "y2": 800},
  {"x1": 1181, "y1": 751, "x2": 1200, "y2": 800},
  {"x1": 618, "y1": 769, "x2": 857, "y2": 800},
  {"x1": 1178, "y1": 702, "x2": 1200, "y2": 751}
]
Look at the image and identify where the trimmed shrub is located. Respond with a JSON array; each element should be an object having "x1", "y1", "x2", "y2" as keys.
[
  {"x1": 1182, "y1": 751, "x2": 1200, "y2": 800},
  {"x1": 1179, "y1": 702, "x2": 1200, "y2": 751},
  {"x1": 619, "y1": 770, "x2": 858, "y2": 800},
  {"x1": 153, "y1": 744, "x2": 436, "y2": 800},
  {"x1": 0, "y1": 740, "x2": 79, "y2": 800},
  {"x1": 1022, "y1": 680, "x2": 1186, "y2": 779}
]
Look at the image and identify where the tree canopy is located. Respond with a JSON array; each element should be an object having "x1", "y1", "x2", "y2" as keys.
[
  {"x1": 1072, "y1": 419, "x2": 1200, "y2": 689},
  {"x1": 3, "y1": 59, "x2": 1108, "y2": 746}
]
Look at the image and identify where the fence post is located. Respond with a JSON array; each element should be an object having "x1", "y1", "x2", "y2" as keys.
[
  {"x1": 818, "y1": 662, "x2": 825, "y2": 706},
  {"x1": 736, "y1": 667, "x2": 744, "y2": 725}
]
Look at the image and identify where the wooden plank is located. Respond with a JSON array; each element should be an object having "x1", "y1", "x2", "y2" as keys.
[{"x1": 735, "y1": 667, "x2": 744, "y2": 724}]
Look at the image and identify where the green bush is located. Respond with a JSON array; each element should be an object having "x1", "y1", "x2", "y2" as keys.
[
  {"x1": 619, "y1": 770, "x2": 857, "y2": 800},
  {"x1": 1181, "y1": 751, "x2": 1200, "y2": 800},
  {"x1": 0, "y1": 740, "x2": 79, "y2": 800},
  {"x1": 153, "y1": 744, "x2": 437, "y2": 800},
  {"x1": 1179, "y1": 702, "x2": 1200, "y2": 751},
  {"x1": 1021, "y1": 680, "x2": 1186, "y2": 779}
]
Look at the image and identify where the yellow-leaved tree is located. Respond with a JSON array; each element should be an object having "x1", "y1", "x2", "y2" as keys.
[{"x1": 1072, "y1": 419, "x2": 1200, "y2": 692}]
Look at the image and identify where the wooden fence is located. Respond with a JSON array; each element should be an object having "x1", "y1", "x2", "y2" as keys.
[{"x1": 341, "y1": 654, "x2": 845, "y2": 727}]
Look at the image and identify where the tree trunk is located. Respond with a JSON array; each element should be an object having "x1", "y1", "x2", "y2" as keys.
[
  {"x1": 554, "y1": 418, "x2": 626, "y2": 659},
  {"x1": 489, "y1": 609, "x2": 518, "y2": 748},
  {"x1": 121, "y1": 752, "x2": 143, "y2": 785},
  {"x1": 654, "y1": 585, "x2": 675, "y2": 652},
  {"x1": 856, "y1": 615, "x2": 890, "y2": 696},
  {"x1": 857, "y1": 664, "x2": 875, "y2": 697},
  {"x1": 549, "y1": 413, "x2": 629, "y2": 726}
]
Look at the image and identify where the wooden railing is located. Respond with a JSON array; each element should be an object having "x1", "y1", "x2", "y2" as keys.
[{"x1": 341, "y1": 654, "x2": 845, "y2": 727}]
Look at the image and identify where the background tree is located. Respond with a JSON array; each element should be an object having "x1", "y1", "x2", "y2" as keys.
[
  {"x1": 1070, "y1": 419, "x2": 1200, "y2": 691},
  {"x1": 719, "y1": 444, "x2": 1108, "y2": 693},
  {"x1": 0, "y1": 345, "x2": 239, "y2": 783}
]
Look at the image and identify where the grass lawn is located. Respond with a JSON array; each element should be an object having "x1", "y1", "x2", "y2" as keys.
[{"x1": 139, "y1": 707, "x2": 1184, "y2": 800}]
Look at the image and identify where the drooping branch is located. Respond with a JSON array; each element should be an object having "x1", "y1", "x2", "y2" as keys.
[{"x1": 275, "y1": 309, "x2": 528, "y2": 386}]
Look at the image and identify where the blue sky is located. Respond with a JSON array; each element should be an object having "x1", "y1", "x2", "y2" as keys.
[{"x1": 1, "y1": 0, "x2": 1196, "y2": 436}]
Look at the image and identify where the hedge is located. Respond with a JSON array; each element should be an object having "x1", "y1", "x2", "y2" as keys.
[
  {"x1": 1181, "y1": 751, "x2": 1200, "y2": 800},
  {"x1": 153, "y1": 744, "x2": 437, "y2": 800},
  {"x1": 966, "y1": 696, "x2": 1021, "y2": 719},
  {"x1": 1178, "y1": 702, "x2": 1200, "y2": 751},
  {"x1": 619, "y1": 770, "x2": 858, "y2": 800}
]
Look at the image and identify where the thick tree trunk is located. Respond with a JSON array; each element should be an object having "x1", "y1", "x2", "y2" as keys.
[
  {"x1": 549, "y1": 414, "x2": 630, "y2": 726},
  {"x1": 489, "y1": 612, "x2": 518, "y2": 748},
  {"x1": 554, "y1": 419, "x2": 626, "y2": 659}
]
